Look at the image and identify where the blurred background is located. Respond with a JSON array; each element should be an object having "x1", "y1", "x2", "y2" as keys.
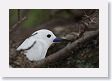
[{"x1": 9, "y1": 9, "x2": 99, "y2": 68}]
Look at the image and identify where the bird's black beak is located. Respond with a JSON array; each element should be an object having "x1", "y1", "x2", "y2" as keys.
[{"x1": 53, "y1": 37, "x2": 68, "y2": 43}]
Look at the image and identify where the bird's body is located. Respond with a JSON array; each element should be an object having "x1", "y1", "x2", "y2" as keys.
[
  {"x1": 17, "y1": 29, "x2": 62, "y2": 61},
  {"x1": 23, "y1": 39, "x2": 48, "y2": 61}
]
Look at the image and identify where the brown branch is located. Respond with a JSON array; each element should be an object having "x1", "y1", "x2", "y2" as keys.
[
  {"x1": 9, "y1": 16, "x2": 27, "y2": 33},
  {"x1": 29, "y1": 30, "x2": 99, "y2": 68},
  {"x1": 17, "y1": 9, "x2": 21, "y2": 21}
]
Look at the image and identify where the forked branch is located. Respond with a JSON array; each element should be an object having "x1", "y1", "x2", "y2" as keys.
[{"x1": 29, "y1": 30, "x2": 99, "y2": 68}]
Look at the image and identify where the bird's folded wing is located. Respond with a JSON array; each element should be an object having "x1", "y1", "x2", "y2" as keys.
[{"x1": 16, "y1": 37, "x2": 36, "y2": 51}]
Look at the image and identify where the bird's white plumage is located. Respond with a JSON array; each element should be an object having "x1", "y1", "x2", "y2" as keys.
[
  {"x1": 24, "y1": 39, "x2": 48, "y2": 61},
  {"x1": 17, "y1": 36, "x2": 36, "y2": 51},
  {"x1": 16, "y1": 29, "x2": 56, "y2": 61}
]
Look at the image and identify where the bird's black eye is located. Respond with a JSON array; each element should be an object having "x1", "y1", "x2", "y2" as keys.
[{"x1": 47, "y1": 34, "x2": 51, "y2": 38}]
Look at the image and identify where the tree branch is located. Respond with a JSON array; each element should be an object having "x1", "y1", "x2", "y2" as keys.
[
  {"x1": 29, "y1": 30, "x2": 99, "y2": 68},
  {"x1": 17, "y1": 9, "x2": 21, "y2": 21},
  {"x1": 9, "y1": 16, "x2": 27, "y2": 33}
]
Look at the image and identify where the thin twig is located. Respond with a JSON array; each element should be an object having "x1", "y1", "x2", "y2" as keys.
[
  {"x1": 10, "y1": 16, "x2": 27, "y2": 33},
  {"x1": 17, "y1": 9, "x2": 21, "y2": 21}
]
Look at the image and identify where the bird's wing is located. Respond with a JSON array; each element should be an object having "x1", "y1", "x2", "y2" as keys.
[
  {"x1": 16, "y1": 37, "x2": 36, "y2": 51},
  {"x1": 24, "y1": 40, "x2": 47, "y2": 61}
]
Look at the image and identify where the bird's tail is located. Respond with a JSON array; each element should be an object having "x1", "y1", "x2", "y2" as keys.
[{"x1": 16, "y1": 46, "x2": 21, "y2": 51}]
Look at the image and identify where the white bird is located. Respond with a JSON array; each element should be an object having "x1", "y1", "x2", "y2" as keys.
[{"x1": 16, "y1": 29, "x2": 62, "y2": 61}]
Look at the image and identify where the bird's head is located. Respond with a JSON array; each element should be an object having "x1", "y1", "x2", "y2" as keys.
[{"x1": 31, "y1": 29, "x2": 64, "y2": 46}]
